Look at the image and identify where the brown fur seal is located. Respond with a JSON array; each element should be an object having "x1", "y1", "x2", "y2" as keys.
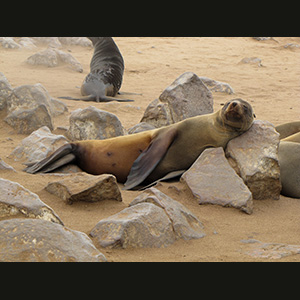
[
  {"x1": 276, "y1": 122, "x2": 300, "y2": 198},
  {"x1": 278, "y1": 141, "x2": 300, "y2": 198},
  {"x1": 275, "y1": 121, "x2": 300, "y2": 140},
  {"x1": 60, "y1": 37, "x2": 133, "y2": 103},
  {"x1": 24, "y1": 99, "x2": 255, "y2": 190}
]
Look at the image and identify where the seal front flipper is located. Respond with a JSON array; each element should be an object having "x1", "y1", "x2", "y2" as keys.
[
  {"x1": 24, "y1": 144, "x2": 75, "y2": 174},
  {"x1": 123, "y1": 127, "x2": 178, "y2": 190}
]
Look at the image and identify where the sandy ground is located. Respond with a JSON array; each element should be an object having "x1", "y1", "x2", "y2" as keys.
[{"x1": 0, "y1": 37, "x2": 300, "y2": 262}]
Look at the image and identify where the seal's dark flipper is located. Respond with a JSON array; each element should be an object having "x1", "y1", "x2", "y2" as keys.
[
  {"x1": 24, "y1": 144, "x2": 75, "y2": 174},
  {"x1": 118, "y1": 91, "x2": 143, "y2": 96},
  {"x1": 102, "y1": 96, "x2": 134, "y2": 102},
  {"x1": 123, "y1": 128, "x2": 178, "y2": 190}
]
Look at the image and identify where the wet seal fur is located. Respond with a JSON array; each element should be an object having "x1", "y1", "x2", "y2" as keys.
[
  {"x1": 276, "y1": 121, "x2": 300, "y2": 198},
  {"x1": 25, "y1": 99, "x2": 255, "y2": 190},
  {"x1": 59, "y1": 37, "x2": 133, "y2": 103}
]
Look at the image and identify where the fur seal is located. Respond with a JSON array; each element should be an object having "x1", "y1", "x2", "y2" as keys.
[
  {"x1": 24, "y1": 99, "x2": 255, "y2": 190},
  {"x1": 276, "y1": 122, "x2": 300, "y2": 198},
  {"x1": 275, "y1": 121, "x2": 300, "y2": 140},
  {"x1": 60, "y1": 37, "x2": 133, "y2": 103}
]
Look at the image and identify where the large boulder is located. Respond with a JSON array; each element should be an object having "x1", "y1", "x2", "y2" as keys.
[
  {"x1": 181, "y1": 147, "x2": 253, "y2": 214},
  {"x1": 226, "y1": 120, "x2": 281, "y2": 200},
  {"x1": 90, "y1": 188, "x2": 205, "y2": 248},
  {"x1": 141, "y1": 72, "x2": 213, "y2": 128},
  {"x1": 67, "y1": 106, "x2": 125, "y2": 141},
  {"x1": 0, "y1": 219, "x2": 106, "y2": 262},
  {"x1": 0, "y1": 178, "x2": 63, "y2": 225}
]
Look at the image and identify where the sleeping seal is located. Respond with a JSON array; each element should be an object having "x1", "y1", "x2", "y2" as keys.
[{"x1": 25, "y1": 99, "x2": 255, "y2": 190}]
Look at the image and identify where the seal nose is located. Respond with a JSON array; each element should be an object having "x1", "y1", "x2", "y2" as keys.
[{"x1": 231, "y1": 101, "x2": 237, "y2": 108}]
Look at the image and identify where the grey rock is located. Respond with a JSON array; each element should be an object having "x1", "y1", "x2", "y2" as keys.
[
  {"x1": 45, "y1": 173, "x2": 122, "y2": 204},
  {"x1": 181, "y1": 147, "x2": 253, "y2": 214},
  {"x1": 141, "y1": 72, "x2": 213, "y2": 128},
  {"x1": 0, "y1": 218, "x2": 106, "y2": 262},
  {"x1": 241, "y1": 239, "x2": 300, "y2": 260},
  {"x1": 127, "y1": 122, "x2": 156, "y2": 134},
  {"x1": 0, "y1": 178, "x2": 63, "y2": 225},
  {"x1": 90, "y1": 203, "x2": 176, "y2": 249},
  {"x1": 0, "y1": 37, "x2": 21, "y2": 49},
  {"x1": 9, "y1": 126, "x2": 69, "y2": 163},
  {"x1": 0, "y1": 158, "x2": 16, "y2": 172},
  {"x1": 239, "y1": 57, "x2": 263, "y2": 67},
  {"x1": 26, "y1": 47, "x2": 83, "y2": 73},
  {"x1": 129, "y1": 187, "x2": 205, "y2": 240},
  {"x1": 0, "y1": 72, "x2": 12, "y2": 110},
  {"x1": 58, "y1": 37, "x2": 92, "y2": 47},
  {"x1": 90, "y1": 188, "x2": 205, "y2": 249},
  {"x1": 67, "y1": 106, "x2": 124, "y2": 141},
  {"x1": 6, "y1": 83, "x2": 67, "y2": 117},
  {"x1": 199, "y1": 76, "x2": 234, "y2": 94},
  {"x1": 5, "y1": 103, "x2": 54, "y2": 134},
  {"x1": 30, "y1": 37, "x2": 62, "y2": 48},
  {"x1": 226, "y1": 120, "x2": 281, "y2": 200}
]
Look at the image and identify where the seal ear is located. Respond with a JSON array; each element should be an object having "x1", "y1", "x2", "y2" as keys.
[{"x1": 123, "y1": 128, "x2": 178, "y2": 190}]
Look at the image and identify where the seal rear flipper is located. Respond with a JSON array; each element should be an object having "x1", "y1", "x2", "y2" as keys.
[
  {"x1": 24, "y1": 144, "x2": 75, "y2": 174},
  {"x1": 101, "y1": 95, "x2": 134, "y2": 103},
  {"x1": 123, "y1": 127, "x2": 178, "y2": 190}
]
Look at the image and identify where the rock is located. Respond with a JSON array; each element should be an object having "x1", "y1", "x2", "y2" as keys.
[
  {"x1": 0, "y1": 178, "x2": 63, "y2": 225},
  {"x1": 17, "y1": 37, "x2": 37, "y2": 49},
  {"x1": 90, "y1": 188, "x2": 205, "y2": 249},
  {"x1": 90, "y1": 203, "x2": 176, "y2": 249},
  {"x1": 26, "y1": 47, "x2": 83, "y2": 73},
  {"x1": 199, "y1": 76, "x2": 234, "y2": 94},
  {"x1": 30, "y1": 37, "x2": 62, "y2": 48},
  {"x1": 181, "y1": 147, "x2": 253, "y2": 214},
  {"x1": 226, "y1": 120, "x2": 281, "y2": 200},
  {"x1": 67, "y1": 106, "x2": 124, "y2": 141},
  {"x1": 9, "y1": 126, "x2": 69, "y2": 163},
  {"x1": 0, "y1": 72, "x2": 13, "y2": 110},
  {"x1": 6, "y1": 83, "x2": 67, "y2": 117},
  {"x1": 4, "y1": 82, "x2": 68, "y2": 133},
  {"x1": 45, "y1": 173, "x2": 122, "y2": 204},
  {"x1": 141, "y1": 72, "x2": 213, "y2": 128},
  {"x1": 239, "y1": 57, "x2": 263, "y2": 67},
  {"x1": 5, "y1": 104, "x2": 54, "y2": 134},
  {"x1": 127, "y1": 122, "x2": 156, "y2": 134},
  {"x1": 129, "y1": 187, "x2": 205, "y2": 240},
  {"x1": 58, "y1": 37, "x2": 92, "y2": 47},
  {"x1": 0, "y1": 219, "x2": 106, "y2": 262},
  {"x1": 0, "y1": 158, "x2": 16, "y2": 172},
  {"x1": 0, "y1": 37, "x2": 21, "y2": 49},
  {"x1": 241, "y1": 239, "x2": 300, "y2": 260}
]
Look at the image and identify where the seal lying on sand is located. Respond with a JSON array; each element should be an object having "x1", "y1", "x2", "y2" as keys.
[
  {"x1": 60, "y1": 37, "x2": 134, "y2": 103},
  {"x1": 276, "y1": 121, "x2": 300, "y2": 198},
  {"x1": 25, "y1": 99, "x2": 255, "y2": 190}
]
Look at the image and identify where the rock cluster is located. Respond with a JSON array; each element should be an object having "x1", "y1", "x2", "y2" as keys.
[
  {"x1": 0, "y1": 178, "x2": 107, "y2": 262},
  {"x1": 90, "y1": 188, "x2": 205, "y2": 248}
]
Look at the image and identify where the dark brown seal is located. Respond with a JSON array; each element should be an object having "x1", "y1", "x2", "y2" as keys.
[
  {"x1": 60, "y1": 37, "x2": 133, "y2": 102},
  {"x1": 25, "y1": 99, "x2": 255, "y2": 190}
]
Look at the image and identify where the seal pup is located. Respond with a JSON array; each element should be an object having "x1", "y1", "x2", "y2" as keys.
[
  {"x1": 24, "y1": 99, "x2": 255, "y2": 190},
  {"x1": 59, "y1": 37, "x2": 134, "y2": 103}
]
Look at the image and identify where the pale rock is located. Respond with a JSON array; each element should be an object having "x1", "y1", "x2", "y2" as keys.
[
  {"x1": 181, "y1": 147, "x2": 253, "y2": 214},
  {"x1": 226, "y1": 120, "x2": 281, "y2": 200},
  {"x1": 0, "y1": 219, "x2": 106, "y2": 262}
]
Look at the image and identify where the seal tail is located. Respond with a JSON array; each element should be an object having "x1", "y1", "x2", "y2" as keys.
[
  {"x1": 58, "y1": 95, "x2": 134, "y2": 102},
  {"x1": 24, "y1": 144, "x2": 76, "y2": 174}
]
